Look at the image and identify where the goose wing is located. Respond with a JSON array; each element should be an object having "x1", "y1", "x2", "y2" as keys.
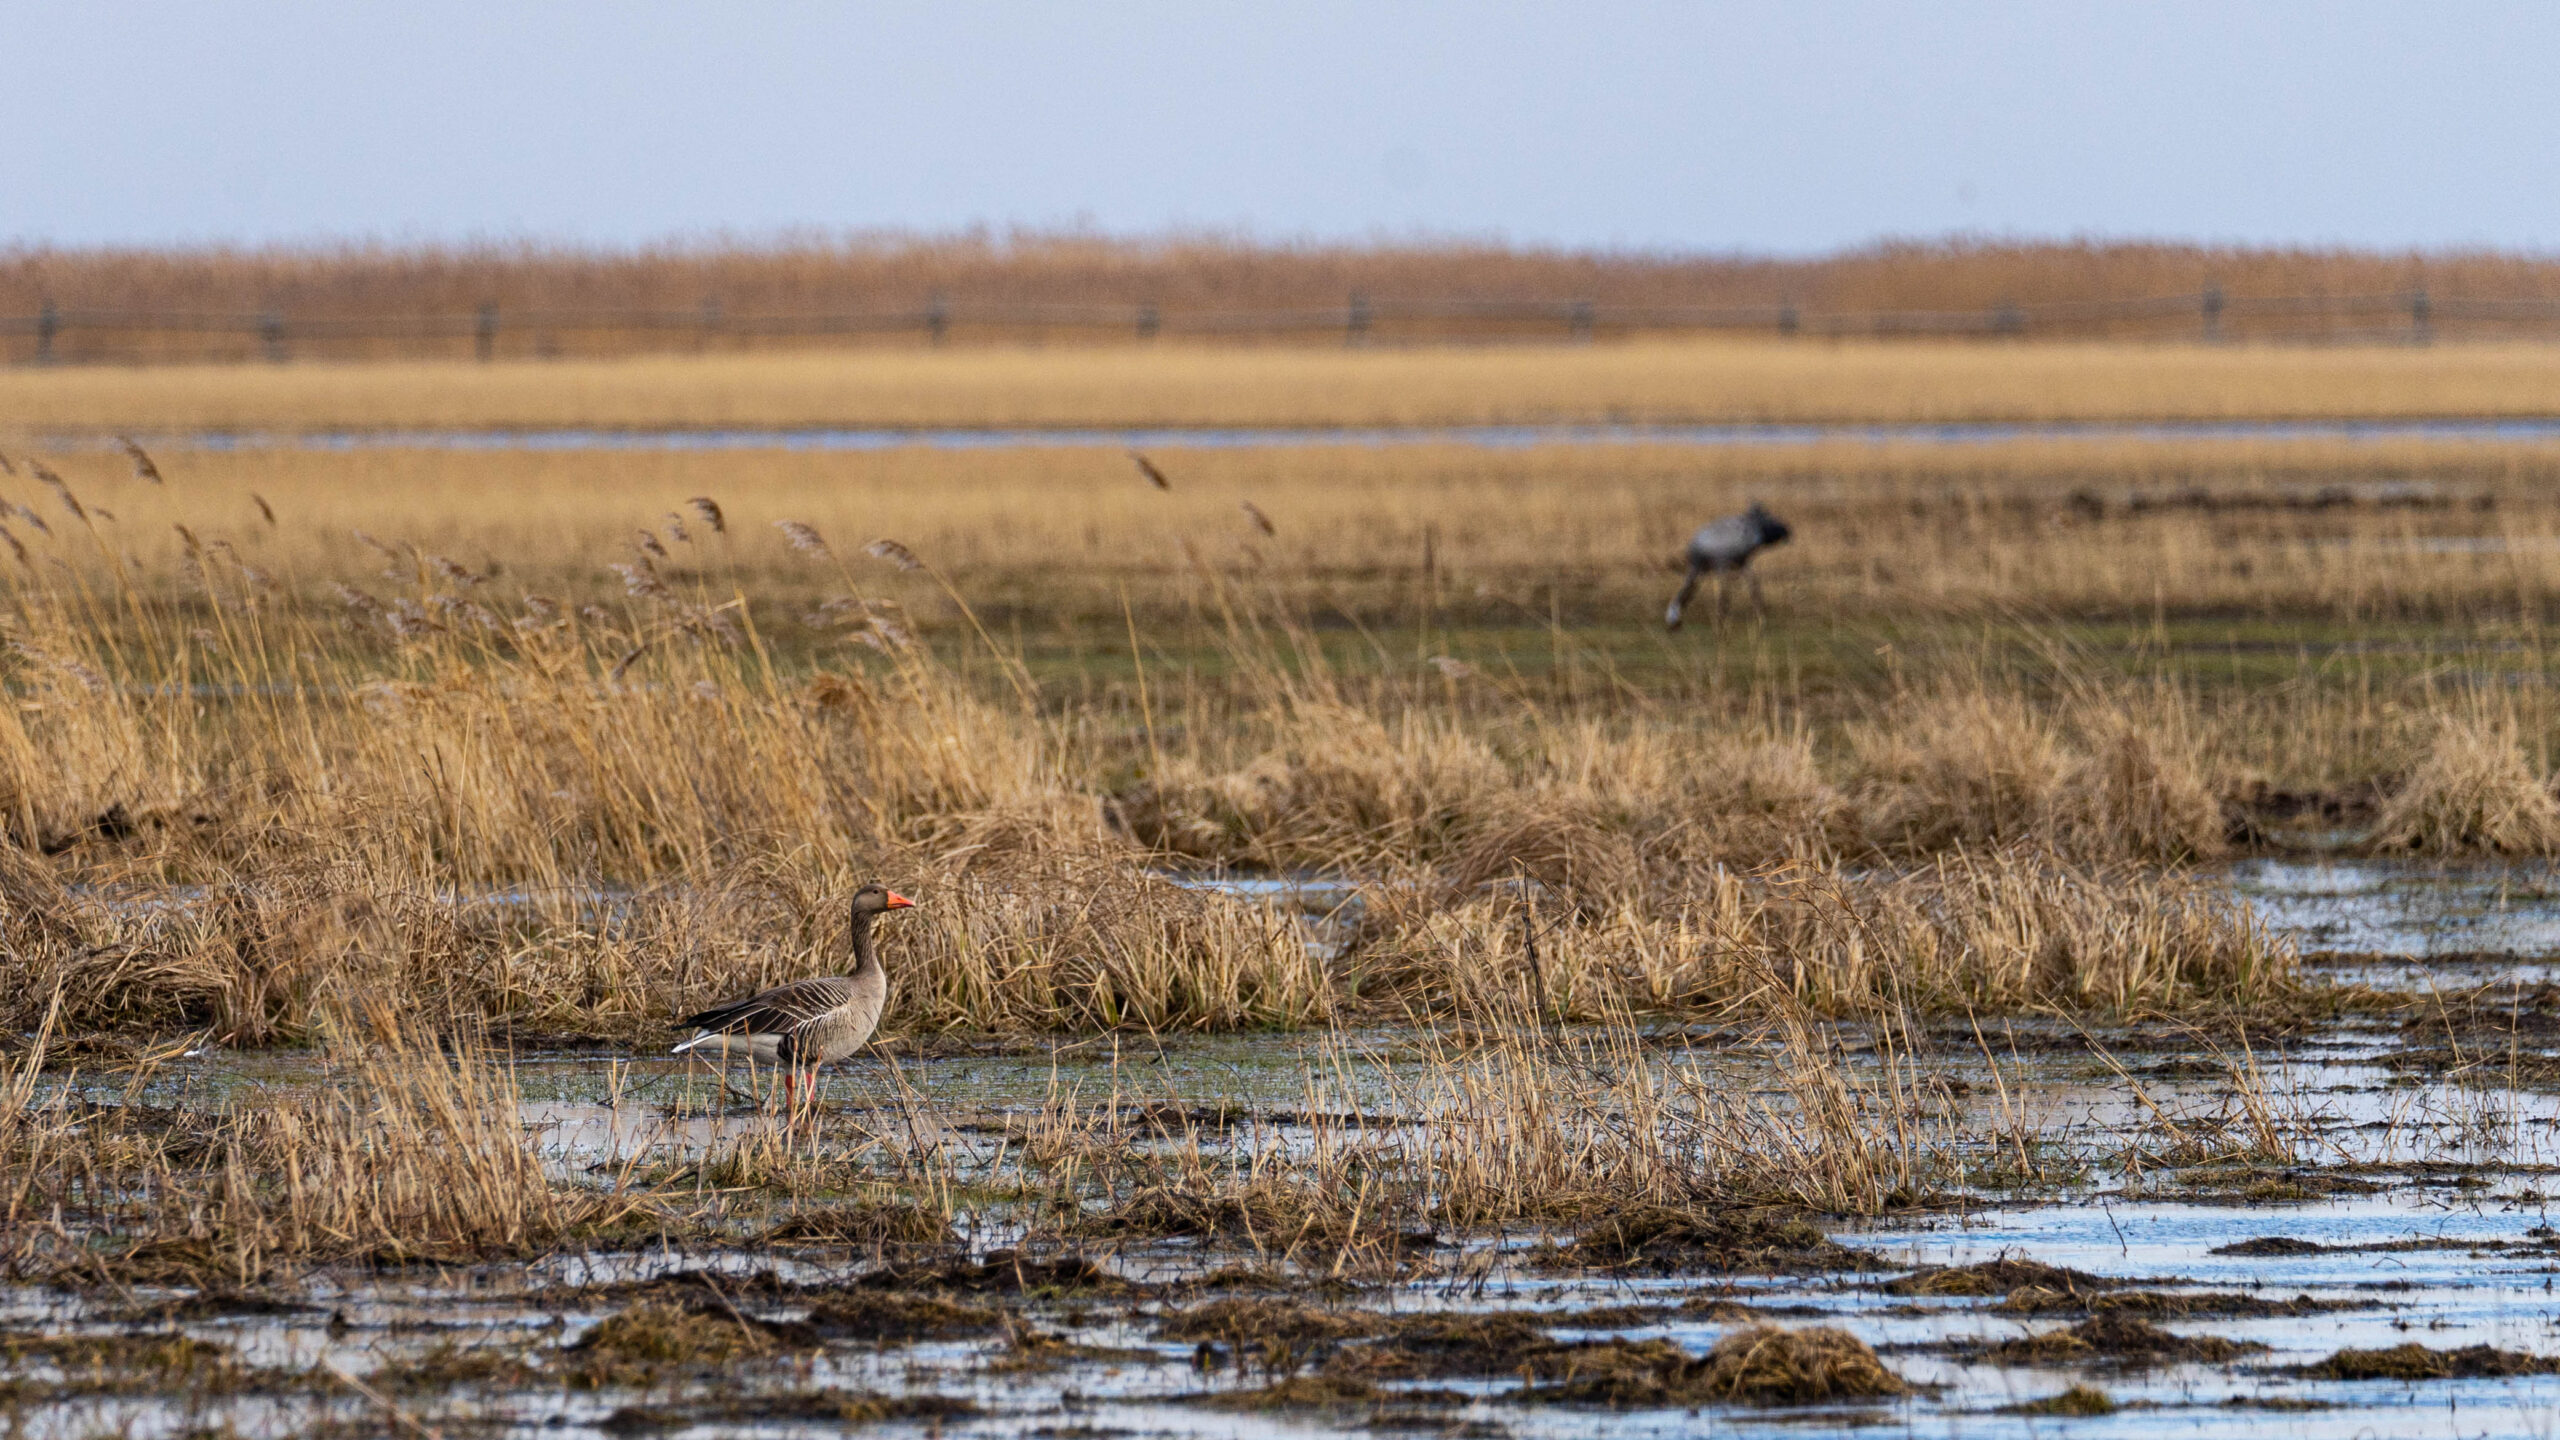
[{"x1": 682, "y1": 976, "x2": 855, "y2": 1038}]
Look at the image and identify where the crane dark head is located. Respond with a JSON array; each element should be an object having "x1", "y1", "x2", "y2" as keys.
[
  {"x1": 851, "y1": 883, "x2": 917, "y2": 917},
  {"x1": 1746, "y1": 502, "x2": 1793, "y2": 548}
]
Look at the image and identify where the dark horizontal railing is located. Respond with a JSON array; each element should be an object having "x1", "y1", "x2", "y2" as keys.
[{"x1": 1, "y1": 288, "x2": 2542, "y2": 363}]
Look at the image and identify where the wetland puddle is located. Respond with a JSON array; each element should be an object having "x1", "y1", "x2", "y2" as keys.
[{"x1": 19, "y1": 859, "x2": 2560, "y2": 1438}]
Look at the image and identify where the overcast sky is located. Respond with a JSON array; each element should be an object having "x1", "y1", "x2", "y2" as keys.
[{"x1": 4, "y1": 2, "x2": 2554, "y2": 254}]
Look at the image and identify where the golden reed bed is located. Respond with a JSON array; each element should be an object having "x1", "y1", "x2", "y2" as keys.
[
  {"x1": 5, "y1": 339, "x2": 2560, "y2": 433},
  {"x1": 0, "y1": 381, "x2": 2550, "y2": 1046},
  {"x1": 0, "y1": 432, "x2": 2552, "y2": 632}
]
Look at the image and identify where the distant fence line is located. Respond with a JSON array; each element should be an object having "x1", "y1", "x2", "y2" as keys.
[{"x1": 1, "y1": 287, "x2": 2545, "y2": 363}]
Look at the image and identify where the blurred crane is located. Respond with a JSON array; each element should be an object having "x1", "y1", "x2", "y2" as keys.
[{"x1": 1665, "y1": 502, "x2": 1792, "y2": 629}]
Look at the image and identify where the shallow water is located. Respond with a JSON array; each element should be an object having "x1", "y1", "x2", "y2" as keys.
[
  {"x1": 16, "y1": 1188, "x2": 2560, "y2": 1438},
  {"x1": 2229, "y1": 856, "x2": 2560, "y2": 965}
]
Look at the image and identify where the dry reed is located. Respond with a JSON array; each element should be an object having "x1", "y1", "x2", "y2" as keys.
[
  {"x1": 16, "y1": 341, "x2": 2560, "y2": 431},
  {"x1": 1, "y1": 1006, "x2": 638, "y2": 1283},
  {"x1": 0, "y1": 428, "x2": 2543, "y2": 1047},
  {"x1": 2369, "y1": 711, "x2": 2560, "y2": 854}
]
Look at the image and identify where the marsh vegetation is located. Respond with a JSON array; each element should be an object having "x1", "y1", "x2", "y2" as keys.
[{"x1": 7, "y1": 362, "x2": 2560, "y2": 1435}]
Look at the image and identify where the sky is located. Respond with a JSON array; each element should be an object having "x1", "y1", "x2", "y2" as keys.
[{"x1": 4, "y1": 1, "x2": 2556, "y2": 255}]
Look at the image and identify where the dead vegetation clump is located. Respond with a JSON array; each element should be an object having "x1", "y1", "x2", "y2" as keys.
[
  {"x1": 852, "y1": 1252, "x2": 1137, "y2": 1298},
  {"x1": 1075, "y1": 1177, "x2": 1428, "y2": 1261},
  {"x1": 0, "y1": 1330, "x2": 272, "y2": 1397},
  {"x1": 1854, "y1": 693, "x2": 2073, "y2": 854},
  {"x1": 1119, "y1": 700, "x2": 1505, "y2": 872},
  {"x1": 1882, "y1": 1257, "x2": 2128, "y2": 1297},
  {"x1": 2301, "y1": 1342, "x2": 2560, "y2": 1380},
  {"x1": 1994, "y1": 1288, "x2": 2356, "y2": 1319},
  {"x1": 1360, "y1": 849, "x2": 2290, "y2": 1022},
  {"x1": 1535, "y1": 1325, "x2": 1911, "y2": 1408},
  {"x1": 368, "y1": 1338, "x2": 550, "y2": 1393},
  {"x1": 898, "y1": 861, "x2": 1336, "y2": 1032},
  {"x1": 562, "y1": 1300, "x2": 814, "y2": 1387},
  {"x1": 1324, "y1": 1311, "x2": 1576, "y2": 1381},
  {"x1": 759, "y1": 1200, "x2": 955, "y2": 1248},
  {"x1": 1198, "y1": 1373, "x2": 1466, "y2": 1411},
  {"x1": 2369, "y1": 712, "x2": 2560, "y2": 854},
  {"x1": 1686, "y1": 1324, "x2": 1915, "y2": 1406},
  {"x1": 1974, "y1": 1313, "x2": 2265, "y2": 1369},
  {"x1": 1129, "y1": 680, "x2": 2225, "y2": 884},
  {"x1": 2210, "y1": 1235, "x2": 2327, "y2": 1256},
  {"x1": 1158, "y1": 1297, "x2": 1384, "y2": 1346},
  {"x1": 804, "y1": 1292, "x2": 1004, "y2": 1343},
  {"x1": 2002, "y1": 1384, "x2": 2118, "y2": 1416},
  {"x1": 599, "y1": 1390, "x2": 979, "y2": 1434},
  {"x1": 2052, "y1": 709, "x2": 2229, "y2": 863},
  {"x1": 1553, "y1": 1206, "x2": 1874, "y2": 1276}
]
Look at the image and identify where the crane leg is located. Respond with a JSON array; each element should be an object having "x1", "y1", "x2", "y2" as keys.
[{"x1": 1665, "y1": 565, "x2": 1704, "y2": 631}]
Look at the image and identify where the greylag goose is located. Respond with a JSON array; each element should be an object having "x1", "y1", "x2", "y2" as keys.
[
  {"x1": 1666, "y1": 501, "x2": 1792, "y2": 629},
  {"x1": 672, "y1": 883, "x2": 914, "y2": 1108}
]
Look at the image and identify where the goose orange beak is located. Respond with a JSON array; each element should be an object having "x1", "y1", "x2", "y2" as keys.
[{"x1": 884, "y1": 890, "x2": 916, "y2": 909}]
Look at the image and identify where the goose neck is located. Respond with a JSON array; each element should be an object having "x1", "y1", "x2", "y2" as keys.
[{"x1": 849, "y1": 909, "x2": 881, "y2": 975}]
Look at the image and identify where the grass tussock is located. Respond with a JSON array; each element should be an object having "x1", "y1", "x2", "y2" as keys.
[
  {"x1": 806, "y1": 1293, "x2": 1002, "y2": 1343},
  {"x1": 564, "y1": 1301, "x2": 809, "y2": 1387},
  {"x1": 1977, "y1": 1313, "x2": 2265, "y2": 1369},
  {"x1": 599, "y1": 1393, "x2": 979, "y2": 1433},
  {"x1": 1361, "y1": 851, "x2": 2287, "y2": 1021},
  {"x1": 1690, "y1": 1325, "x2": 1913, "y2": 1406},
  {"x1": 2301, "y1": 1343, "x2": 2560, "y2": 1380},
  {"x1": 1881, "y1": 1257, "x2": 2124, "y2": 1297},
  {"x1": 2370, "y1": 712, "x2": 2560, "y2": 854},
  {"x1": 1, "y1": 1008, "x2": 643, "y2": 1284},
  {"x1": 1201, "y1": 1374, "x2": 1462, "y2": 1411},
  {"x1": 1558, "y1": 1325, "x2": 1911, "y2": 1408},
  {"x1": 2004, "y1": 1385, "x2": 2118, "y2": 1416}
]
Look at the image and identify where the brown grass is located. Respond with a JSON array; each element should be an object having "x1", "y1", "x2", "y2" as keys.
[
  {"x1": 0, "y1": 426, "x2": 2554, "y2": 1048},
  {"x1": 0, "y1": 1007, "x2": 642, "y2": 1283},
  {"x1": 0, "y1": 433, "x2": 2362, "y2": 1039},
  {"x1": 2303, "y1": 1343, "x2": 2560, "y2": 1380},
  {"x1": 14, "y1": 340, "x2": 2560, "y2": 431},
  {"x1": 1, "y1": 435, "x2": 2553, "y2": 635},
  {"x1": 1663, "y1": 1325, "x2": 1911, "y2": 1406},
  {"x1": 2368, "y1": 710, "x2": 2560, "y2": 853}
]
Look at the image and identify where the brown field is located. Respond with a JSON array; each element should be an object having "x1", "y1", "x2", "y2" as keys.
[{"x1": 8, "y1": 339, "x2": 2560, "y2": 434}]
